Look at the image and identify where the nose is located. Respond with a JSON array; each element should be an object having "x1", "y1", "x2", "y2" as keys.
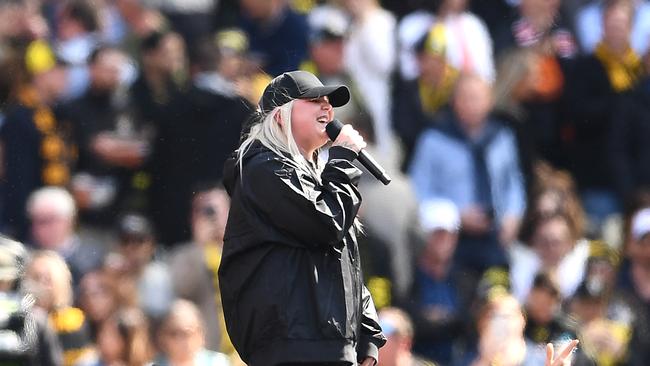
[{"x1": 321, "y1": 98, "x2": 332, "y2": 110}]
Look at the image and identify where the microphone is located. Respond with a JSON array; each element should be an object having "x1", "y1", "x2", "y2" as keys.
[{"x1": 326, "y1": 119, "x2": 392, "y2": 185}]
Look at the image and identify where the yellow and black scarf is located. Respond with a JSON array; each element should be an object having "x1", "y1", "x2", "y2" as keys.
[
  {"x1": 594, "y1": 42, "x2": 642, "y2": 92},
  {"x1": 418, "y1": 66, "x2": 459, "y2": 116},
  {"x1": 17, "y1": 86, "x2": 76, "y2": 186}
]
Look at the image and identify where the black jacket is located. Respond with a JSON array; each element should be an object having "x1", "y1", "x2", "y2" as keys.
[
  {"x1": 609, "y1": 79, "x2": 650, "y2": 202},
  {"x1": 219, "y1": 142, "x2": 386, "y2": 365},
  {"x1": 565, "y1": 54, "x2": 620, "y2": 191}
]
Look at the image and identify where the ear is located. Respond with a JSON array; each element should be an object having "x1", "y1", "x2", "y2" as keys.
[{"x1": 273, "y1": 110, "x2": 283, "y2": 127}]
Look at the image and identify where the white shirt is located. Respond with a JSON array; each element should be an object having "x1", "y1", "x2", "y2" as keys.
[
  {"x1": 396, "y1": 11, "x2": 495, "y2": 82},
  {"x1": 344, "y1": 7, "x2": 397, "y2": 158},
  {"x1": 509, "y1": 239, "x2": 589, "y2": 302},
  {"x1": 442, "y1": 13, "x2": 495, "y2": 82}
]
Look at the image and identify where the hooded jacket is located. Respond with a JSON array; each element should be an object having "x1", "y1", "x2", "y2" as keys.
[{"x1": 219, "y1": 141, "x2": 386, "y2": 366}]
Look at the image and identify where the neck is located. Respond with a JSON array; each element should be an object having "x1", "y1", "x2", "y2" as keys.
[
  {"x1": 258, "y1": 2, "x2": 285, "y2": 23},
  {"x1": 51, "y1": 235, "x2": 74, "y2": 253},
  {"x1": 33, "y1": 83, "x2": 52, "y2": 106},
  {"x1": 604, "y1": 40, "x2": 629, "y2": 56},
  {"x1": 301, "y1": 148, "x2": 315, "y2": 162},
  {"x1": 169, "y1": 355, "x2": 194, "y2": 366},
  {"x1": 421, "y1": 256, "x2": 451, "y2": 280},
  {"x1": 144, "y1": 68, "x2": 169, "y2": 91},
  {"x1": 461, "y1": 122, "x2": 484, "y2": 140},
  {"x1": 396, "y1": 352, "x2": 414, "y2": 366}
]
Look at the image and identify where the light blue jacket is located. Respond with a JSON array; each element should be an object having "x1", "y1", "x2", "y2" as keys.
[{"x1": 408, "y1": 118, "x2": 526, "y2": 224}]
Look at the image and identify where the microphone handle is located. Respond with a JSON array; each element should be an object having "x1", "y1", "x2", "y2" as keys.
[{"x1": 358, "y1": 149, "x2": 392, "y2": 185}]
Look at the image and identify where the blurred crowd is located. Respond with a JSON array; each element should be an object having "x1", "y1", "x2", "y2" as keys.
[{"x1": 1, "y1": 0, "x2": 650, "y2": 365}]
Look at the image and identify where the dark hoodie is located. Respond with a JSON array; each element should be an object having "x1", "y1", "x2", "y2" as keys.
[{"x1": 218, "y1": 141, "x2": 385, "y2": 366}]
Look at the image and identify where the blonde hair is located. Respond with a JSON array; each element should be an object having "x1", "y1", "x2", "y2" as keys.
[
  {"x1": 493, "y1": 48, "x2": 537, "y2": 119},
  {"x1": 237, "y1": 101, "x2": 322, "y2": 182},
  {"x1": 25, "y1": 250, "x2": 73, "y2": 310}
]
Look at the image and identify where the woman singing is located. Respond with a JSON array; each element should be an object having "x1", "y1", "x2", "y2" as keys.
[{"x1": 218, "y1": 70, "x2": 385, "y2": 366}]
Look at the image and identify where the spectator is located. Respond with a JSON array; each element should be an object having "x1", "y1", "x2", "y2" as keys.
[
  {"x1": 154, "y1": 299, "x2": 230, "y2": 366},
  {"x1": 94, "y1": 307, "x2": 154, "y2": 366},
  {"x1": 584, "y1": 240, "x2": 620, "y2": 295},
  {"x1": 168, "y1": 183, "x2": 233, "y2": 353},
  {"x1": 409, "y1": 73, "x2": 525, "y2": 274},
  {"x1": 0, "y1": 0, "x2": 49, "y2": 41},
  {"x1": 23, "y1": 250, "x2": 99, "y2": 366},
  {"x1": 212, "y1": 28, "x2": 271, "y2": 106},
  {"x1": 113, "y1": 0, "x2": 168, "y2": 56},
  {"x1": 129, "y1": 30, "x2": 186, "y2": 131},
  {"x1": 492, "y1": 0, "x2": 578, "y2": 170},
  {"x1": 461, "y1": 291, "x2": 577, "y2": 366},
  {"x1": 0, "y1": 236, "x2": 63, "y2": 366},
  {"x1": 78, "y1": 269, "x2": 136, "y2": 341},
  {"x1": 523, "y1": 273, "x2": 577, "y2": 348},
  {"x1": 377, "y1": 307, "x2": 436, "y2": 366},
  {"x1": 395, "y1": 1, "x2": 436, "y2": 81},
  {"x1": 149, "y1": 36, "x2": 250, "y2": 245},
  {"x1": 404, "y1": 199, "x2": 472, "y2": 365},
  {"x1": 143, "y1": 0, "x2": 216, "y2": 48},
  {"x1": 576, "y1": 0, "x2": 650, "y2": 55},
  {"x1": 492, "y1": 0, "x2": 578, "y2": 60},
  {"x1": 0, "y1": 41, "x2": 75, "y2": 240},
  {"x1": 567, "y1": 0, "x2": 641, "y2": 231},
  {"x1": 393, "y1": 23, "x2": 459, "y2": 170},
  {"x1": 26, "y1": 187, "x2": 105, "y2": 287},
  {"x1": 342, "y1": 0, "x2": 397, "y2": 158},
  {"x1": 55, "y1": 0, "x2": 101, "y2": 66},
  {"x1": 432, "y1": 0, "x2": 495, "y2": 82},
  {"x1": 64, "y1": 46, "x2": 146, "y2": 239},
  {"x1": 518, "y1": 163, "x2": 587, "y2": 242},
  {"x1": 609, "y1": 45, "x2": 650, "y2": 205},
  {"x1": 238, "y1": 0, "x2": 309, "y2": 76},
  {"x1": 301, "y1": 4, "x2": 367, "y2": 125},
  {"x1": 104, "y1": 212, "x2": 173, "y2": 320},
  {"x1": 510, "y1": 213, "x2": 589, "y2": 302},
  {"x1": 614, "y1": 207, "x2": 650, "y2": 364},
  {"x1": 568, "y1": 281, "x2": 634, "y2": 365},
  {"x1": 492, "y1": 47, "x2": 541, "y2": 195}
]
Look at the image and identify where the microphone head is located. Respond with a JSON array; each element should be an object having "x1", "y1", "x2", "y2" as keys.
[{"x1": 326, "y1": 119, "x2": 344, "y2": 141}]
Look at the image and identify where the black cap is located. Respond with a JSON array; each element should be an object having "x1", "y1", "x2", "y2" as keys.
[{"x1": 258, "y1": 71, "x2": 350, "y2": 113}]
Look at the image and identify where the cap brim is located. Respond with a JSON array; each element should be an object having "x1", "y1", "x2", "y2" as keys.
[{"x1": 300, "y1": 85, "x2": 350, "y2": 107}]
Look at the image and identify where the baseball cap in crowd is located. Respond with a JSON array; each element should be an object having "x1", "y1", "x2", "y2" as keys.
[
  {"x1": 415, "y1": 23, "x2": 447, "y2": 56},
  {"x1": 258, "y1": 70, "x2": 350, "y2": 113},
  {"x1": 215, "y1": 28, "x2": 249, "y2": 55},
  {"x1": 418, "y1": 199, "x2": 460, "y2": 233},
  {"x1": 117, "y1": 213, "x2": 153, "y2": 240},
  {"x1": 307, "y1": 5, "x2": 349, "y2": 43},
  {"x1": 631, "y1": 208, "x2": 650, "y2": 241}
]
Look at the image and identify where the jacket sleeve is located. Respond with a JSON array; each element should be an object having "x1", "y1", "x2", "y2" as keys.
[
  {"x1": 357, "y1": 285, "x2": 387, "y2": 363},
  {"x1": 408, "y1": 130, "x2": 441, "y2": 202},
  {"x1": 241, "y1": 146, "x2": 363, "y2": 247}
]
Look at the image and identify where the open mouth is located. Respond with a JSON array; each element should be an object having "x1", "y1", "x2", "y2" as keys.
[{"x1": 317, "y1": 116, "x2": 329, "y2": 124}]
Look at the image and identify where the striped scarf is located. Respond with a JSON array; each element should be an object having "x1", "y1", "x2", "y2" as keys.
[{"x1": 594, "y1": 42, "x2": 642, "y2": 92}]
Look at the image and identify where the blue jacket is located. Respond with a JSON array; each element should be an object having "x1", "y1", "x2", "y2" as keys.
[{"x1": 409, "y1": 115, "x2": 526, "y2": 224}]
